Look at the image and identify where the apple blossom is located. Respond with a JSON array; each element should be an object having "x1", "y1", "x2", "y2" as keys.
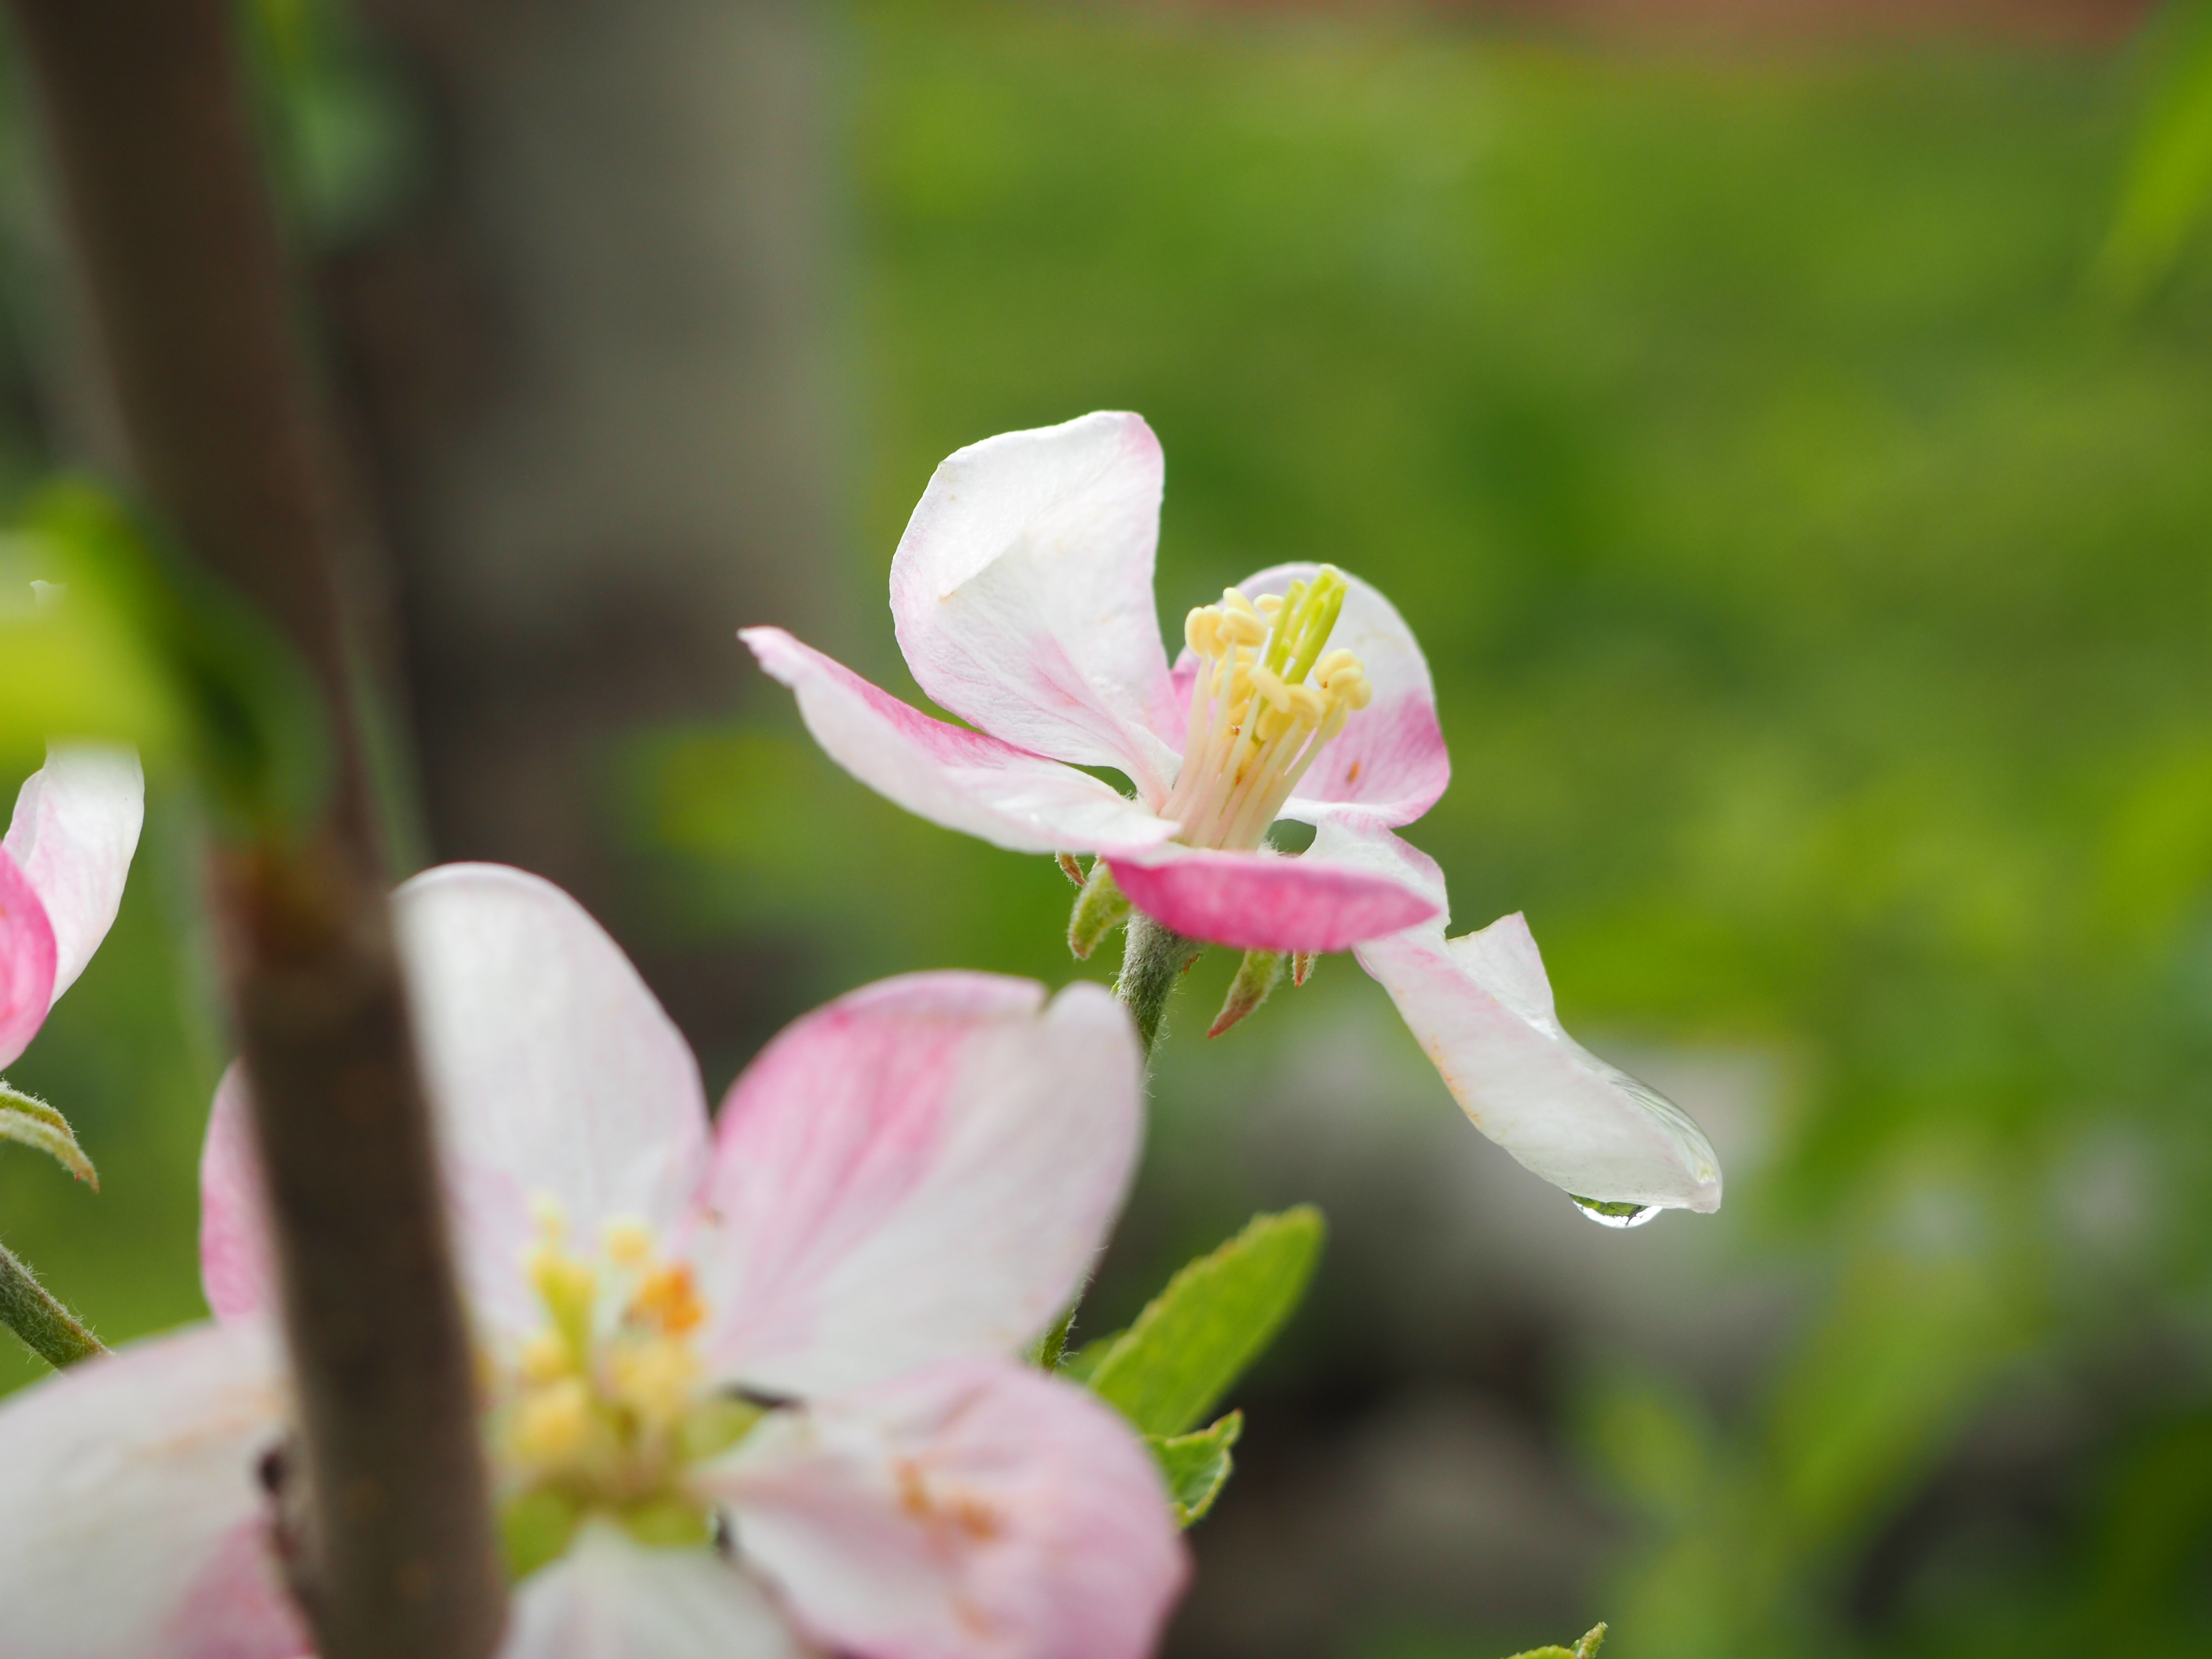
[
  {"x1": 0, "y1": 863, "x2": 1184, "y2": 1658},
  {"x1": 741, "y1": 410, "x2": 1449, "y2": 956},
  {"x1": 1318, "y1": 816, "x2": 1722, "y2": 1221},
  {"x1": 0, "y1": 744, "x2": 144, "y2": 1074}
]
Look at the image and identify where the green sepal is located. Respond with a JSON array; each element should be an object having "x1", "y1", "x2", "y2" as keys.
[
  {"x1": 619, "y1": 1493, "x2": 713, "y2": 1551},
  {"x1": 1207, "y1": 949, "x2": 1284, "y2": 1037},
  {"x1": 1149, "y1": 1409, "x2": 1241, "y2": 1527},
  {"x1": 500, "y1": 1487, "x2": 583, "y2": 1582},
  {"x1": 679, "y1": 1393, "x2": 766, "y2": 1464},
  {"x1": 1085, "y1": 1206, "x2": 1326, "y2": 1437},
  {"x1": 1067, "y1": 860, "x2": 1132, "y2": 959},
  {"x1": 1502, "y1": 1624, "x2": 1606, "y2": 1659},
  {"x1": 1056, "y1": 1332, "x2": 1119, "y2": 1384},
  {"x1": 0, "y1": 1082, "x2": 98, "y2": 1188},
  {"x1": 1028, "y1": 1305, "x2": 1078, "y2": 1370}
]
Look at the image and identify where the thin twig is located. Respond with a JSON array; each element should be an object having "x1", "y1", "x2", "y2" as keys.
[{"x1": 3, "y1": 3, "x2": 504, "y2": 1655}]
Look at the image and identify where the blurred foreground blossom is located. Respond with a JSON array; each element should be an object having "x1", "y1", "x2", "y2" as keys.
[
  {"x1": 1321, "y1": 817, "x2": 1722, "y2": 1220},
  {"x1": 0, "y1": 865, "x2": 1183, "y2": 1658},
  {"x1": 744, "y1": 410, "x2": 1449, "y2": 953},
  {"x1": 0, "y1": 744, "x2": 144, "y2": 1076}
]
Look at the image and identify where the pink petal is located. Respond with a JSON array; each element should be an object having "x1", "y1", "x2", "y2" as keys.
[
  {"x1": 4, "y1": 744, "x2": 145, "y2": 1003},
  {"x1": 1104, "y1": 838, "x2": 1442, "y2": 953},
  {"x1": 501, "y1": 1523, "x2": 802, "y2": 1659},
  {"x1": 887, "y1": 413, "x2": 1180, "y2": 802},
  {"x1": 712, "y1": 1358, "x2": 1187, "y2": 1659},
  {"x1": 0, "y1": 1321, "x2": 306, "y2": 1659},
  {"x1": 743, "y1": 628, "x2": 1175, "y2": 857},
  {"x1": 1317, "y1": 820, "x2": 1724, "y2": 1212},
  {"x1": 200, "y1": 1063, "x2": 274, "y2": 1323},
  {"x1": 0, "y1": 845, "x2": 58, "y2": 1072},
  {"x1": 1223, "y1": 565, "x2": 1448, "y2": 830},
  {"x1": 697, "y1": 974, "x2": 1142, "y2": 1399}
]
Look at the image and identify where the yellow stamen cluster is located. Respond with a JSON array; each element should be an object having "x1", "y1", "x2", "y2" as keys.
[
  {"x1": 496, "y1": 1204, "x2": 756, "y2": 1579},
  {"x1": 1162, "y1": 566, "x2": 1371, "y2": 850}
]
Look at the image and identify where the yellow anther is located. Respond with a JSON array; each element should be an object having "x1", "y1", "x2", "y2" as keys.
[
  {"x1": 511, "y1": 1377, "x2": 594, "y2": 1467},
  {"x1": 1216, "y1": 608, "x2": 1266, "y2": 649},
  {"x1": 1339, "y1": 675, "x2": 1374, "y2": 711},
  {"x1": 609, "y1": 1337, "x2": 700, "y2": 1426},
  {"x1": 528, "y1": 1246, "x2": 598, "y2": 1320},
  {"x1": 602, "y1": 1219, "x2": 655, "y2": 1269},
  {"x1": 1286, "y1": 684, "x2": 1327, "y2": 724},
  {"x1": 1315, "y1": 647, "x2": 1359, "y2": 682},
  {"x1": 1246, "y1": 664, "x2": 1292, "y2": 714},
  {"x1": 1185, "y1": 606, "x2": 1222, "y2": 657},
  {"x1": 631, "y1": 1264, "x2": 705, "y2": 1337},
  {"x1": 1222, "y1": 587, "x2": 1262, "y2": 618},
  {"x1": 1255, "y1": 592, "x2": 1284, "y2": 616},
  {"x1": 519, "y1": 1330, "x2": 575, "y2": 1384}
]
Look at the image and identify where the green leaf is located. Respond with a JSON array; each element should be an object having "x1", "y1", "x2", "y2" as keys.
[
  {"x1": 0, "y1": 1082, "x2": 98, "y2": 1188},
  {"x1": 2096, "y1": 0, "x2": 2212, "y2": 304},
  {"x1": 1502, "y1": 1623, "x2": 1606, "y2": 1659},
  {"x1": 1149, "y1": 1409, "x2": 1241, "y2": 1527},
  {"x1": 1056, "y1": 1331, "x2": 1119, "y2": 1384},
  {"x1": 1086, "y1": 1206, "x2": 1325, "y2": 1437}
]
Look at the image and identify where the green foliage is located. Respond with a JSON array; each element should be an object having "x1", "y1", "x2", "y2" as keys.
[
  {"x1": 0, "y1": 1083, "x2": 96, "y2": 1190},
  {"x1": 1501, "y1": 1625, "x2": 1605, "y2": 1659},
  {"x1": 2098, "y1": 0, "x2": 2212, "y2": 303},
  {"x1": 1084, "y1": 1206, "x2": 1325, "y2": 1438},
  {"x1": 1149, "y1": 1408, "x2": 1241, "y2": 1527}
]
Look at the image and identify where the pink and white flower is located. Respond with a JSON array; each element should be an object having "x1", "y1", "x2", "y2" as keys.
[
  {"x1": 0, "y1": 744, "x2": 144, "y2": 1074},
  {"x1": 0, "y1": 864, "x2": 1184, "y2": 1658},
  {"x1": 741, "y1": 411, "x2": 1450, "y2": 954},
  {"x1": 1318, "y1": 817, "x2": 1722, "y2": 1220}
]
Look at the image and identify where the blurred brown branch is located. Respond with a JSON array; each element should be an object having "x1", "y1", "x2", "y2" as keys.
[{"x1": 2, "y1": 1, "x2": 503, "y2": 1655}]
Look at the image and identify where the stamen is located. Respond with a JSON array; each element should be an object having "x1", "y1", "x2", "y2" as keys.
[{"x1": 1163, "y1": 566, "x2": 1370, "y2": 854}]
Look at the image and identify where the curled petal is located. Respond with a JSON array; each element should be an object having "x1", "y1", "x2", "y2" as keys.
[
  {"x1": 0, "y1": 1321, "x2": 305, "y2": 1659},
  {"x1": 1321, "y1": 820, "x2": 1723, "y2": 1213},
  {"x1": 200, "y1": 1064, "x2": 274, "y2": 1323},
  {"x1": 712, "y1": 1358, "x2": 1186, "y2": 1659},
  {"x1": 4, "y1": 745, "x2": 144, "y2": 1003},
  {"x1": 888, "y1": 411, "x2": 1180, "y2": 801},
  {"x1": 743, "y1": 628, "x2": 1177, "y2": 857},
  {"x1": 1221, "y1": 565, "x2": 1447, "y2": 830},
  {"x1": 0, "y1": 847, "x2": 58, "y2": 1072},
  {"x1": 699, "y1": 974, "x2": 1142, "y2": 1398},
  {"x1": 1104, "y1": 840, "x2": 1441, "y2": 953},
  {"x1": 501, "y1": 1523, "x2": 803, "y2": 1659}
]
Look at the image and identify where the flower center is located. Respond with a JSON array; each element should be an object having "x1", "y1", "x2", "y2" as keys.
[
  {"x1": 493, "y1": 1205, "x2": 762, "y2": 1579},
  {"x1": 1161, "y1": 566, "x2": 1372, "y2": 850}
]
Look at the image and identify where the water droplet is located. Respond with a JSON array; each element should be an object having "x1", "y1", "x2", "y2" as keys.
[{"x1": 1571, "y1": 1194, "x2": 1659, "y2": 1229}]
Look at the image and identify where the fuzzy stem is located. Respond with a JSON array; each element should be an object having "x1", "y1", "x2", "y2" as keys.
[
  {"x1": 1115, "y1": 911, "x2": 1204, "y2": 1062},
  {"x1": 0, "y1": 1238, "x2": 104, "y2": 1369}
]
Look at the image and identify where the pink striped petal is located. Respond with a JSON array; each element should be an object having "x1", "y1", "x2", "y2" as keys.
[
  {"x1": 0, "y1": 1321, "x2": 305, "y2": 1659},
  {"x1": 712, "y1": 1358, "x2": 1186, "y2": 1659},
  {"x1": 0, "y1": 846, "x2": 57, "y2": 1072},
  {"x1": 5, "y1": 744, "x2": 145, "y2": 1003},
  {"x1": 743, "y1": 628, "x2": 1175, "y2": 857},
  {"x1": 200, "y1": 1063, "x2": 274, "y2": 1323},
  {"x1": 501, "y1": 1524, "x2": 801, "y2": 1659},
  {"x1": 697, "y1": 974, "x2": 1142, "y2": 1399},
  {"x1": 1320, "y1": 820, "x2": 1723, "y2": 1213},
  {"x1": 1104, "y1": 838, "x2": 1441, "y2": 953},
  {"x1": 888, "y1": 412, "x2": 1180, "y2": 802},
  {"x1": 1224, "y1": 565, "x2": 1448, "y2": 830}
]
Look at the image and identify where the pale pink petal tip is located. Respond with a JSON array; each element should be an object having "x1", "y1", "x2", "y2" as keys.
[
  {"x1": 1106, "y1": 841, "x2": 1442, "y2": 954},
  {"x1": 4, "y1": 745, "x2": 145, "y2": 1004},
  {"x1": 699, "y1": 971, "x2": 1143, "y2": 1398},
  {"x1": 1358, "y1": 906, "x2": 1723, "y2": 1214},
  {"x1": 718, "y1": 1358, "x2": 1188, "y2": 1659}
]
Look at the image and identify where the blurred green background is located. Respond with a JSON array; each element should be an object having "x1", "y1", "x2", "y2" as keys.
[{"x1": 9, "y1": 0, "x2": 2212, "y2": 1654}]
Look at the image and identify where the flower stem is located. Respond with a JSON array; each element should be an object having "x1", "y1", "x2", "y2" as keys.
[
  {"x1": 1116, "y1": 912, "x2": 1203, "y2": 1062},
  {"x1": 0, "y1": 1238, "x2": 104, "y2": 1369}
]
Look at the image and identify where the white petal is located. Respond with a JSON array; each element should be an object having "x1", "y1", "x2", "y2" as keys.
[
  {"x1": 697, "y1": 975, "x2": 1143, "y2": 1398},
  {"x1": 395, "y1": 865, "x2": 712, "y2": 1338},
  {"x1": 743, "y1": 628, "x2": 1176, "y2": 856},
  {"x1": 712, "y1": 1358, "x2": 1186, "y2": 1659},
  {"x1": 502, "y1": 1524, "x2": 804, "y2": 1659},
  {"x1": 889, "y1": 412, "x2": 1180, "y2": 800},
  {"x1": 0, "y1": 1321, "x2": 306, "y2": 1659},
  {"x1": 1321, "y1": 819, "x2": 1724, "y2": 1213},
  {"x1": 4, "y1": 744, "x2": 144, "y2": 1002}
]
